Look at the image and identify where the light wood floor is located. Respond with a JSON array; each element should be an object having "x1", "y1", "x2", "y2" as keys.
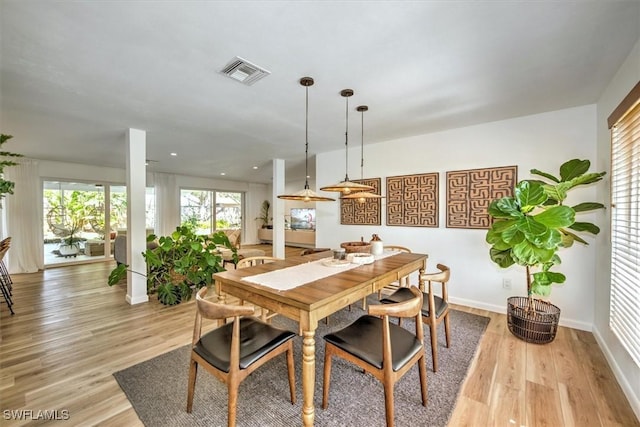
[{"x1": 1, "y1": 244, "x2": 638, "y2": 426}]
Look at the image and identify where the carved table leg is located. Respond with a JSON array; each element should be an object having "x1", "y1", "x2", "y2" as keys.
[{"x1": 301, "y1": 327, "x2": 317, "y2": 426}]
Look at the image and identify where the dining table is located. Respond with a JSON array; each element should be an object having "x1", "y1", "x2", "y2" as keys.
[{"x1": 213, "y1": 250, "x2": 428, "y2": 426}]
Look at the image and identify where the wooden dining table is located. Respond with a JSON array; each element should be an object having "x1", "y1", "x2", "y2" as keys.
[{"x1": 213, "y1": 250, "x2": 428, "y2": 426}]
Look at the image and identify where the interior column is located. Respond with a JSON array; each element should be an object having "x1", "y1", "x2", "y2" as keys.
[
  {"x1": 272, "y1": 159, "x2": 285, "y2": 259},
  {"x1": 126, "y1": 128, "x2": 149, "y2": 304}
]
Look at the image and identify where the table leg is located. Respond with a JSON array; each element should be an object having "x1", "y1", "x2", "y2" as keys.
[
  {"x1": 215, "y1": 280, "x2": 227, "y2": 326},
  {"x1": 301, "y1": 325, "x2": 317, "y2": 426}
]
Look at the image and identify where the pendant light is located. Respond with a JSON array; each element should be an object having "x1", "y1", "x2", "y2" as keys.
[
  {"x1": 320, "y1": 89, "x2": 375, "y2": 195},
  {"x1": 341, "y1": 105, "x2": 385, "y2": 202},
  {"x1": 278, "y1": 77, "x2": 335, "y2": 202}
]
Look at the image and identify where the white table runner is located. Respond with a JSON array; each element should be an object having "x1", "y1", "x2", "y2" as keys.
[{"x1": 242, "y1": 251, "x2": 400, "y2": 291}]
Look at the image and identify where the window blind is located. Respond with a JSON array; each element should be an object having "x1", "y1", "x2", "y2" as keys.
[{"x1": 610, "y1": 95, "x2": 640, "y2": 368}]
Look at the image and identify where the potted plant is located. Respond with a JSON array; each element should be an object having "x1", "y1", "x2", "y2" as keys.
[
  {"x1": 58, "y1": 215, "x2": 82, "y2": 257},
  {"x1": 0, "y1": 134, "x2": 24, "y2": 208},
  {"x1": 256, "y1": 199, "x2": 271, "y2": 229},
  {"x1": 108, "y1": 226, "x2": 238, "y2": 305},
  {"x1": 486, "y1": 159, "x2": 605, "y2": 343}
]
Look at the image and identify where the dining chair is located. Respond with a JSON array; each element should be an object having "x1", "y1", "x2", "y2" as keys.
[
  {"x1": 186, "y1": 287, "x2": 296, "y2": 427},
  {"x1": 0, "y1": 239, "x2": 14, "y2": 315},
  {"x1": 322, "y1": 286, "x2": 427, "y2": 427},
  {"x1": 236, "y1": 256, "x2": 283, "y2": 322},
  {"x1": 380, "y1": 263, "x2": 451, "y2": 372},
  {"x1": 0, "y1": 237, "x2": 12, "y2": 293}
]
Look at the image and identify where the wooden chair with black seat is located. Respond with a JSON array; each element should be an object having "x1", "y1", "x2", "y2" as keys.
[
  {"x1": 322, "y1": 286, "x2": 427, "y2": 427},
  {"x1": 186, "y1": 287, "x2": 296, "y2": 427},
  {"x1": 236, "y1": 256, "x2": 283, "y2": 322},
  {"x1": 380, "y1": 263, "x2": 451, "y2": 372}
]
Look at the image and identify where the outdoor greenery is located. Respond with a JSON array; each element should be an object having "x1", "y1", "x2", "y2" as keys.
[
  {"x1": 181, "y1": 215, "x2": 232, "y2": 233},
  {"x1": 486, "y1": 159, "x2": 605, "y2": 300},
  {"x1": 45, "y1": 189, "x2": 127, "y2": 243},
  {"x1": 108, "y1": 226, "x2": 237, "y2": 305},
  {"x1": 0, "y1": 134, "x2": 24, "y2": 208},
  {"x1": 180, "y1": 189, "x2": 241, "y2": 234}
]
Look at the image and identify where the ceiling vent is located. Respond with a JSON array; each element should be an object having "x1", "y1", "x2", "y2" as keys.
[{"x1": 220, "y1": 56, "x2": 271, "y2": 85}]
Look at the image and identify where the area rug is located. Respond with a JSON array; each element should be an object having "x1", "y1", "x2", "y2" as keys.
[{"x1": 114, "y1": 298, "x2": 489, "y2": 427}]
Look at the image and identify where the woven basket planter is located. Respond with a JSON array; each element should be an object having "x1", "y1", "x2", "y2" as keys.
[{"x1": 507, "y1": 296, "x2": 561, "y2": 344}]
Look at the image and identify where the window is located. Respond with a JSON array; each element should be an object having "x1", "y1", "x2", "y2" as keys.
[
  {"x1": 180, "y1": 189, "x2": 242, "y2": 234},
  {"x1": 609, "y1": 81, "x2": 640, "y2": 367}
]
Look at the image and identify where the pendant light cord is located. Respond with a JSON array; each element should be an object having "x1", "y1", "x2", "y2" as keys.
[
  {"x1": 304, "y1": 83, "x2": 310, "y2": 189},
  {"x1": 344, "y1": 94, "x2": 350, "y2": 181},
  {"x1": 360, "y1": 108, "x2": 364, "y2": 179}
]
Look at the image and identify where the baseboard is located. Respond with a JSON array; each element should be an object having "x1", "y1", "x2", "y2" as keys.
[
  {"x1": 450, "y1": 296, "x2": 592, "y2": 331},
  {"x1": 592, "y1": 327, "x2": 640, "y2": 422},
  {"x1": 126, "y1": 294, "x2": 149, "y2": 305}
]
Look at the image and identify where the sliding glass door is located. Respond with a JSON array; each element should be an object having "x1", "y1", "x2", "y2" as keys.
[{"x1": 43, "y1": 181, "x2": 126, "y2": 265}]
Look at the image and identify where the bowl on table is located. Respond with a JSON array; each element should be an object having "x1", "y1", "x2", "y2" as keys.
[
  {"x1": 340, "y1": 241, "x2": 371, "y2": 254},
  {"x1": 348, "y1": 252, "x2": 375, "y2": 265}
]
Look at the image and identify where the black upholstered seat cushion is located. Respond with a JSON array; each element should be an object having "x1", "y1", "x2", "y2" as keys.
[
  {"x1": 323, "y1": 315, "x2": 423, "y2": 371},
  {"x1": 193, "y1": 317, "x2": 296, "y2": 373},
  {"x1": 380, "y1": 287, "x2": 448, "y2": 318}
]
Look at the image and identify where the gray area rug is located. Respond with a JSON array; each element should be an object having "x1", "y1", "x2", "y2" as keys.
[{"x1": 114, "y1": 297, "x2": 489, "y2": 427}]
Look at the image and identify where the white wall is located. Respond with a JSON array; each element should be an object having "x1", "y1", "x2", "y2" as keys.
[
  {"x1": 317, "y1": 104, "x2": 600, "y2": 330},
  {"x1": 594, "y1": 38, "x2": 640, "y2": 418}
]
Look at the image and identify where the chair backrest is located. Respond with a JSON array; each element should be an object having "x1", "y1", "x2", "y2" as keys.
[
  {"x1": 0, "y1": 237, "x2": 11, "y2": 249},
  {"x1": 368, "y1": 286, "x2": 425, "y2": 347},
  {"x1": 237, "y1": 256, "x2": 282, "y2": 269},
  {"x1": 383, "y1": 245, "x2": 411, "y2": 253},
  {"x1": 0, "y1": 247, "x2": 9, "y2": 262},
  {"x1": 420, "y1": 264, "x2": 450, "y2": 300},
  {"x1": 221, "y1": 229, "x2": 241, "y2": 249},
  {"x1": 193, "y1": 287, "x2": 255, "y2": 344}
]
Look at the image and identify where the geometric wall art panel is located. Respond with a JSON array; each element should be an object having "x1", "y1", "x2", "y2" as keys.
[
  {"x1": 446, "y1": 165, "x2": 517, "y2": 229},
  {"x1": 340, "y1": 178, "x2": 382, "y2": 225},
  {"x1": 386, "y1": 173, "x2": 439, "y2": 227}
]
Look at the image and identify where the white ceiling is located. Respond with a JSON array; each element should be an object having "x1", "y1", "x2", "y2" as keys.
[{"x1": 1, "y1": 1, "x2": 639, "y2": 184}]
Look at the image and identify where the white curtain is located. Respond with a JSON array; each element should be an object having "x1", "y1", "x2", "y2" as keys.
[
  {"x1": 154, "y1": 172, "x2": 179, "y2": 236},
  {"x1": 1, "y1": 159, "x2": 44, "y2": 273}
]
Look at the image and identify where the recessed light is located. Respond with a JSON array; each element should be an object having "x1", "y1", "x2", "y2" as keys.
[
  {"x1": 170, "y1": 152, "x2": 177, "y2": 156},
  {"x1": 252, "y1": 166, "x2": 258, "y2": 170},
  {"x1": 220, "y1": 172, "x2": 226, "y2": 176}
]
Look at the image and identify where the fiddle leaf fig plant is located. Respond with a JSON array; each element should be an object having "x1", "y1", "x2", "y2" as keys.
[{"x1": 486, "y1": 159, "x2": 605, "y2": 298}]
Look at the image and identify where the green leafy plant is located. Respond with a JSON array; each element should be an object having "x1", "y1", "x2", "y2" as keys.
[
  {"x1": 486, "y1": 159, "x2": 605, "y2": 300},
  {"x1": 255, "y1": 199, "x2": 271, "y2": 228},
  {"x1": 0, "y1": 134, "x2": 24, "y2": 208},
  {"x1": 108, "y1": 226, "x2": 238, "y2": 305}
]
